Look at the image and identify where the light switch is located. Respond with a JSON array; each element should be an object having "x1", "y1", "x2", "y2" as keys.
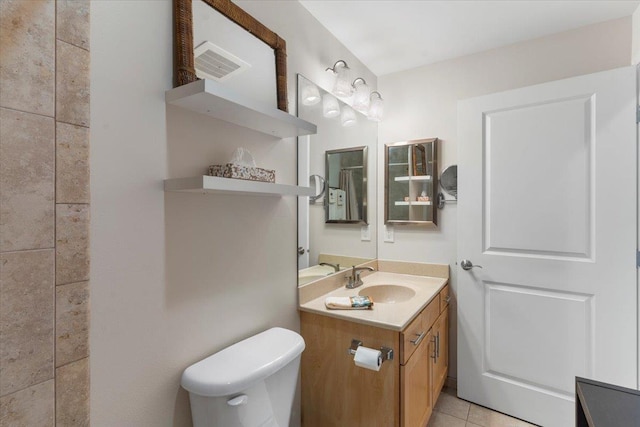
[
  {"x1": 361, "y1": 225, "x2": 371, "y2": 241},
  {"x1": 384, "y1": 225, "x2": 394, "y2": 243}
]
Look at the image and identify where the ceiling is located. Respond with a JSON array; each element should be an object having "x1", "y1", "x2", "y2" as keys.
[{"x1": 299, "y1": 0, "x2": 639, "y2": 76}]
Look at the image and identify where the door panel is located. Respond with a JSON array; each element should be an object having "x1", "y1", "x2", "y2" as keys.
[
  {"x1": 485, "y1": 283, "x2": 592, "y2": 396},
  {"x1": 484, "y1": 95, "x2": 593, "y2": 259},
  {"x1": 457, "y1": 66, "x2": 637, "y2": 427}
]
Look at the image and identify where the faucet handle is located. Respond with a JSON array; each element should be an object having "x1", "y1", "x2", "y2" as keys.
[
  {"x1": 354, "y1": 271, "x2": 365, "y2": 287},
  {"x1": 346, "y1": 275, "x2": 356, "y2": 288}
]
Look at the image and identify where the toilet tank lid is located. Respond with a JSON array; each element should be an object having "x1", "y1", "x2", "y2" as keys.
[{"x1": 181, "y1": 327, "x2": 305, "y2": 397}]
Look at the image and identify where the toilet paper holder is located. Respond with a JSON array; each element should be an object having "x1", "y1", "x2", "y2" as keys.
[{"x1": 347, "y1": 339, "x2": 394, "y2": 362}]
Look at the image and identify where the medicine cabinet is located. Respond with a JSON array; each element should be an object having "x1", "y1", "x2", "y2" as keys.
[{"x1": 384, "y1": 138, "x2": 438, "y2": 226}]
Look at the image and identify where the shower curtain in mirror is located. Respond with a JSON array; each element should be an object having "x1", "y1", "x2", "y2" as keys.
[{"x1": 339, "y1": 169, "x2": 360, "y2": 221}]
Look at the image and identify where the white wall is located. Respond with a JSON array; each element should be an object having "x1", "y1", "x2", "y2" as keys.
[
  {"x1": 634, "y1": 4, "x2": 640, "y2": 390},
  {"x1": 633, "y1": 4, "x2": 640, "y2": 64},
  {"x1": 377, "y1": 16, "x2": 632, "y2": 380},
  {"x1": 90, "y1": 1, "x2": 374, "y2": 426}
]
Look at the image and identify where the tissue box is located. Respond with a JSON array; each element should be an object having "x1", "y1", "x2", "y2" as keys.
[{"x1": 208, "y1": 164, "x2": 275, "y2": 183}]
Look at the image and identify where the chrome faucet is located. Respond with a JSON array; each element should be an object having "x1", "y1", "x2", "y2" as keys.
[
  {"x1": 319, "y1": 262, "x2": 340, "y2": 272},
  {"x1": 346, "y1": 266, "x2": 375, "y2": 289}
]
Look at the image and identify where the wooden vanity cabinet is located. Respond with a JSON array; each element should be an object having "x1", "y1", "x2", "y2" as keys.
[
  {"x1": 300, "y1": 284, "x2": 449, "y2": 427},
  {"x1": 300, "y1": 312, "x2": 400, "y2": 427}
]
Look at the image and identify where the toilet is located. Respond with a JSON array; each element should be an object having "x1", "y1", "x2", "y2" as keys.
[{"x1": 181, "y1": 327, "x2": 305, "y2": 427}]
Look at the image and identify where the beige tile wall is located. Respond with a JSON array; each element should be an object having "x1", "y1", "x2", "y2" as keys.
[{"x1": 0, "y1": 1, "x2": 90, "y2": 425}]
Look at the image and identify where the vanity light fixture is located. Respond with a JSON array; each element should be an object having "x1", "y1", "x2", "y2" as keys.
[
  {"x1": 322, "y1": 93, "x2": 341, "y2": 118},
  {"x1": 352, "y1": 78, "x2": 371, "y2": 113},
  {"x1": 367, "y1": 91, "x2": 384, "y2": 122},
  {"x1": 326, "y1": 60, "x2": 353, "y2": 98},
  {"x1": 326, "y1": 60, "x2": 384, "y2": 121},
  {"x1": 341, "y1": 105, "x2": 357, "y2": 127},
  {"x1": 301, "y1": 81, "x2": 321, "y2": 106}
]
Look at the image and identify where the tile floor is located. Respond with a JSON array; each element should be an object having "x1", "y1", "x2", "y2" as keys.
[{"x1": 428, "y1": 387, "x2": 538, "y2": 427}]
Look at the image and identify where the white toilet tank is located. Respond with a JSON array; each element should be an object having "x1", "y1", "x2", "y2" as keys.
[{"x1": 181, "y1": 327, "x2": 305, "y2": 427}]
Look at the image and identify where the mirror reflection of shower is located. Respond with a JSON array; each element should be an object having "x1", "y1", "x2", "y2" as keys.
[{"x1": 325, "y1": 146, "x2": 367, "y2": 223}]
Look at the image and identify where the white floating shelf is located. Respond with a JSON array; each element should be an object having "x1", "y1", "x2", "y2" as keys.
[
  {"x1": 164, "y1": 176, "x2": 315, "y2": 197},
  {"x1": 394, "y1": 175, "x2": 432, "y2": 182},
  {"x1": 166, "y1": 79, "x2": 317, "y2": 138},
  {"x1": 394, "y1": 201, "x2": 433, "y2": 206}
]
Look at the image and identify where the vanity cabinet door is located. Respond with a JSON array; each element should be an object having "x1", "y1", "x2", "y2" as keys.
[
  {"x1": 401, "y1": 329, "x2": 432, "y2": 427},
  {"x1": 401, "y1": 298, "x2": 438, "y2": 364},
  {"x1": 431, "y1": 308, "x2": 449, "y2": 406}
]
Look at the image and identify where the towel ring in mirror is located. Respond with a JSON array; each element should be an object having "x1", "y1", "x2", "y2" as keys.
[
  {"x1": 309, "y1": 174, "x2": 325, "y2": 204},
  {"x1": 437, "y1": 165, "x2": 457, "y2": 209}
]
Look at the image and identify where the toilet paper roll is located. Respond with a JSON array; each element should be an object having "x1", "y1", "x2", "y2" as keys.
[{"x1": 354, "y1": 346, "x2": 382, "y2": 371}]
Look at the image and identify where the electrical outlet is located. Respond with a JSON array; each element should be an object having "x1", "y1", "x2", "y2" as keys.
[
  {"x1": 384, "y1": 225, "x2": 394, "y2": 243},
  {"x1": 361, "y1": 225, "x2": 371, "y2": 241}
]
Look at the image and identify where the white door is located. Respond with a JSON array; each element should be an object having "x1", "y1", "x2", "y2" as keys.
[{"x1": 457, "y1": 66, "x2": 637, "y2": 427}]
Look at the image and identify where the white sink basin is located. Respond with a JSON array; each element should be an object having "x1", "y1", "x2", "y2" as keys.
[{"x1": 359, "y1": 285, "x2": 416, "y2": 303}]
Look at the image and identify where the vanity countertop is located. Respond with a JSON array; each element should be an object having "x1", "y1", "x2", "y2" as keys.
[{"x1": 298, "y1": 271, "x2": 448, "y2": 331}]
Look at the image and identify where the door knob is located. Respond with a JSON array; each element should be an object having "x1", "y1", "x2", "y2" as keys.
[
  {"x1": 461, "y1": 259, "x2": 482, "y2": 270},
  {"x1": 297, "y1": 246, "x2": 307, "y2": 256}
]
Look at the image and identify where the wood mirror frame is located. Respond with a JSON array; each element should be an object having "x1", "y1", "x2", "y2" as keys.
[{"x1": 174, "y1": 0, "x2": 289, "y2": 112}]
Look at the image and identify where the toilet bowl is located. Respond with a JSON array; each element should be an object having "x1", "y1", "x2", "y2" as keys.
[{"x1": 181, "y1": 327, "x2": 305, "y2": 427}]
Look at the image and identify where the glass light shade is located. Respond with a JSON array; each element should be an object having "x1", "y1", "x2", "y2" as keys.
[
  {"x1": 368, "y1": 96, "x2": 384, "y2": 122},
  {"x1": 332, "y1": 64, "x2": 352, "y2": 98},
  {"x1": 322, "y1": 93, "x2": 340, "y2": 118},
  {"x1": 301, "y1": 82, "x2": 321, "y2": 106},
  {"x1": 352, "y1": 81, "x2": 371, "y2": 113},
  {"x1": 341, "y1": 106, "x2": 357, "y2": 127}
]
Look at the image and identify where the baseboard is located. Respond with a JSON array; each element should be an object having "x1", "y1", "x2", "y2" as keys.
[{"x1": 445, "y1": 376, "x2": 457, "y2": 390}]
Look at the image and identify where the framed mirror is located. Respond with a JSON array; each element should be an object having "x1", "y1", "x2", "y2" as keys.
[
  {"x1": 325, "y1": 146, "x2": 368, "y2": 224},
  {"x1": 385, "y1": 138, "x2": 439, "y2": 226},
  {"x1": 174, "y1": 0, "x2": 288, "y2": 111}
]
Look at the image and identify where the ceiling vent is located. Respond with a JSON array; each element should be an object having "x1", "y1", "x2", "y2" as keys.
[{"x1": 193, "y1": 41, "x2": 251, "y2": 82}]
